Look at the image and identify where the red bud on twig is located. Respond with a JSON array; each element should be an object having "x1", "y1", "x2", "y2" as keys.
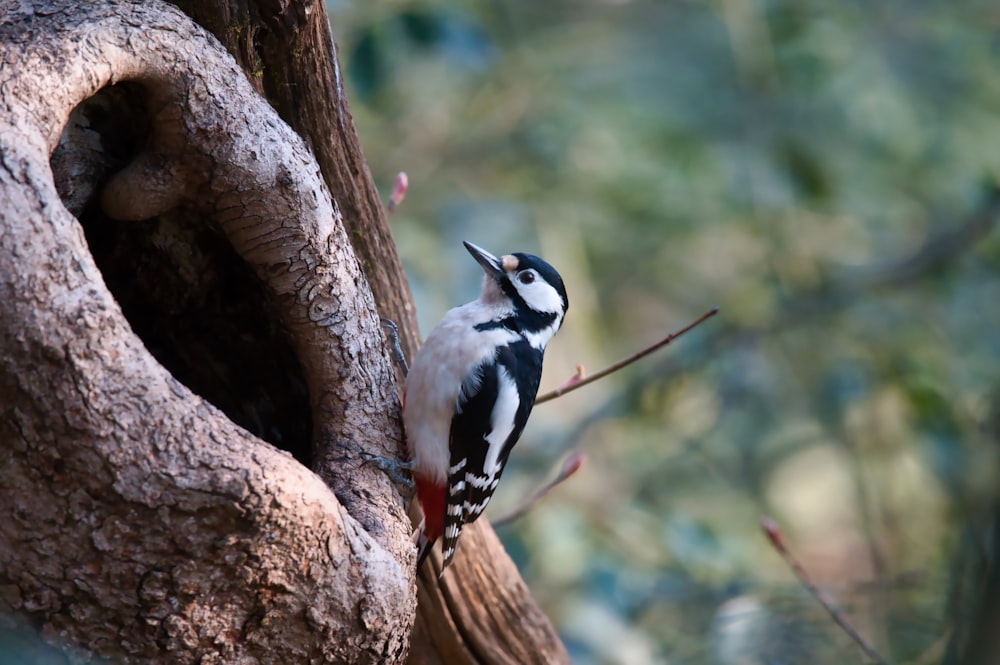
[
  {"x1": 557, "y1": 365, "x2": 586, "y2": 391},
  {"x1": 387, "y1": 172, "x2": 408, "y2": 213}
]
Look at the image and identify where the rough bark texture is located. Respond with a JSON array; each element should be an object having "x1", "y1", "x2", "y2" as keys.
[
  {"x1": 0, "y1": 0, "x2": 569, "y2": 662},
  {"x1": 152, "y1": 0, "x2": 569, "y2": 663},
  {"x1": 168, "y1": 0, "x2": 422, "y2": 360},
  {"x1": 0, "y1": 1, "x2": 413, "y2": 662},
  {"x1": 412, "y1": 527, "x2": 571, "y2": 665},
  {"x1": 144, "y1": 1, "x2": 569, "y2": 663}
]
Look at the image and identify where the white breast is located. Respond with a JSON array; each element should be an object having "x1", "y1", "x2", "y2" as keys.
[{"x1": 403, "y1": 301, "x2": 518, "y2": 485}]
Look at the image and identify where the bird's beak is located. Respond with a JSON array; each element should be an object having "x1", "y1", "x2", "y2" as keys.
[{"x1": 463, "y1": 241, "x2": 506, "y2": 280}]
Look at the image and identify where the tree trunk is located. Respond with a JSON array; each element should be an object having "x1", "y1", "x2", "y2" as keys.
[{"x1": 0, "y1": 0, "x2": 568, "y2": 663}]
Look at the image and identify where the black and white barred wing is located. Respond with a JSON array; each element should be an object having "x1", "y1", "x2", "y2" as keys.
[{"x1": 442, "y1": 344, "x2": 543, "y2": 567}]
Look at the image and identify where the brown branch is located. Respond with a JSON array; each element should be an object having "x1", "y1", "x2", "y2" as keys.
[
  {"x1": 491, "y1": 453, "x2": 586, "y2": 528},
  {"x1": 492, "y1": 309, "x2": 718, "y2": 525},
  {"x1": 414, "y1": 522, "x2": 570, "y2": 665},
  {"x1": 535, "y1": 307, "x2": 719, "y2": 404},
  {"x1": 549, "y1": 186, "x2": 1000, "y2": 458},
  {"x1": 761, "y1": 517, "x2": 890, "y2": 665}
]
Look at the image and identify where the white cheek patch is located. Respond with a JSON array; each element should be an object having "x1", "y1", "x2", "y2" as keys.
[{"x1": 516, "y1": 280, "x2": 564, "y2": 315}]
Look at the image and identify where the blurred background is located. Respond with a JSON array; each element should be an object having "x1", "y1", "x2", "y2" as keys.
[{"x1": 330, "y1": 1, "x2": 1000, "y2": 663}]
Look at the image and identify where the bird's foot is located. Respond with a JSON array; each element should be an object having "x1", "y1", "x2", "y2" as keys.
[
  {"x1": 380, "y1": 318, "x2": 409, "y2": 376},
  {"x1": 361, "y1": 451, "x2": 414, "y2": 488}
]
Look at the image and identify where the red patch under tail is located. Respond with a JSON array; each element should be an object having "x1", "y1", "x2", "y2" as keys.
[{"x1": 414, "y1": 471, "x2": 445, "y2": 568}]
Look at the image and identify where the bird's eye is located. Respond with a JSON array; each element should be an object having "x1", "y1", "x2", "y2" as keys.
[{"x1": 518, "y1": 271, "x2": 536, "y2": 285}]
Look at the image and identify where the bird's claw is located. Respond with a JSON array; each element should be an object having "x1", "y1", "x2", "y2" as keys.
[
  {"x1": 380, "y1": 318, "x2": 409, "y2": 376},
  {"x1": 361, "y1": 451, "x2": 414, "y2": 488}
]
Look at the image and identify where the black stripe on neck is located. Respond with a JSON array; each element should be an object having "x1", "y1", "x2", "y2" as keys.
[{"x1": 474, "y1": 309, "x2": 558, "y2": 335}]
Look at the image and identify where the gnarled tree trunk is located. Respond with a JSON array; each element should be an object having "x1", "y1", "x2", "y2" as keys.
[{"x1": 0, "y1": 0, "x2": 568, "y2": 662}]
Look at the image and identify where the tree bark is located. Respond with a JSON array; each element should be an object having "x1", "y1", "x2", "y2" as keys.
[
  {"x1": 167, "y1": 0, "x2": 422, "y2": 360},
  {"x1": 0, "y1": 0, "x2": 569, "y2": 662},
  {"x1": 0, "y1": 1, "x2": 412, "y2": 662}
]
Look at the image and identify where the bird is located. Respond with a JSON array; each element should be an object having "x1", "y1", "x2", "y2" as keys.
[{"x1": 403, "y1": 240, "x2": 568, "y2": 570}]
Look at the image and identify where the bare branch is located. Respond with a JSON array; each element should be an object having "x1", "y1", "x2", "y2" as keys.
[
  {"x1": 536, "y1": 307, "x2": 719, "y2": 404},
  {"x1": 491, "y1": 453, "x2": 586, "y2": 528},
  {"x1": 761, "y1": 516, "x2": 890, "y2": 665}
]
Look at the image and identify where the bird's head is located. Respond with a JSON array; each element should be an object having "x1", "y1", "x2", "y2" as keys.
[{"x1": 463, "y1": 240, "x2": 568, "y2": 339}]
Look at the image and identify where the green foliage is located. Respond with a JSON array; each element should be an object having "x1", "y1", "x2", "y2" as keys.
[{"x1": 333, "y1": 0, "x2": 1000, "y2": 662}]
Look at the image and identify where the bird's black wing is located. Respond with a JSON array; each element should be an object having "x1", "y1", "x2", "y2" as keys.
[{"x1": 442, "y1": 341, "x2": 543, "y2": 566}]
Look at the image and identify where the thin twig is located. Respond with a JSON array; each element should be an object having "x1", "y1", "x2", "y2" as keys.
[
  {"x1": 535, "y1": 307, "x2": 719, "y2": 404},
  {"x1": 760, "y1": 516, "x2": 891, "y2": 665},
  {"x1": 546, "y1": 186, "x2": 1000, "y2": 457},
  {"x1": 491, "y1": 452, "x2": 586, "y2": 528}
]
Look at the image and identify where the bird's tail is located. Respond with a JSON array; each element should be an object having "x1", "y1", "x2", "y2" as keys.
[{"x1": 416, "y1": 531, "x2": 435, "y2": 569}]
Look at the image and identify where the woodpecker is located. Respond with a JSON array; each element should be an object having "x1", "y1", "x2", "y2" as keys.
[{"x1": 403, "y1": 241, "x2": 568, "y2": 570}]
